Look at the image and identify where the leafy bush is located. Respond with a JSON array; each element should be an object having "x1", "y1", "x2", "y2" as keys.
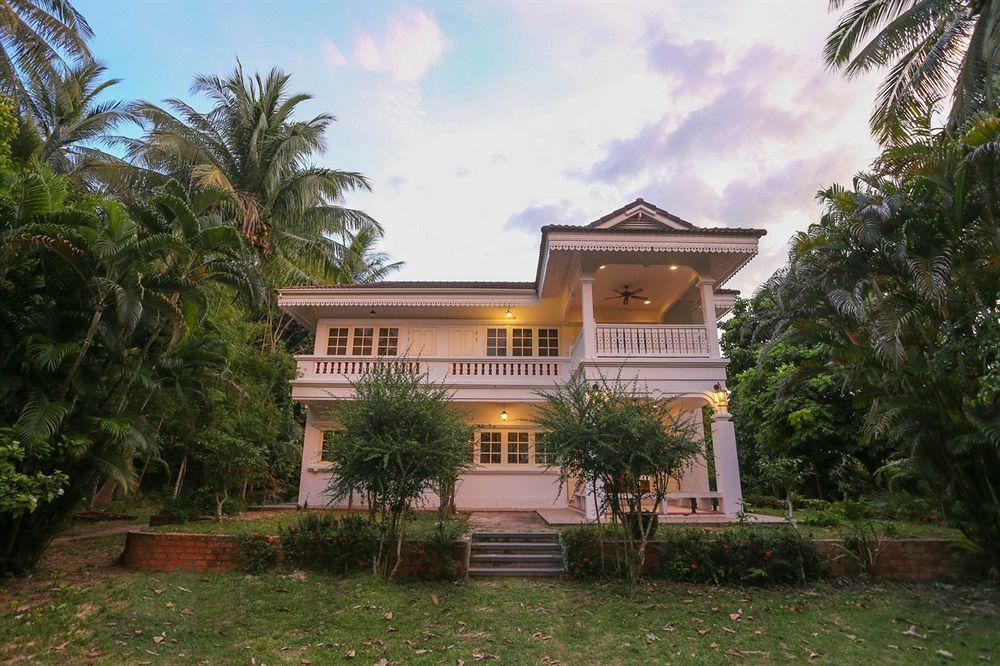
[
  {"x1": 404, "y1": 520, "x2": 467, "y2": 581},
  {"x1": 656, "y1": 527, "x2": 827, "y2": 585},
  {"x1": 279, "y1": 513, "x2": 374, "y2": 574},
  {"x1": 744, "y1": 494, "x2": 783, "y2": 509},
  {"x1": 563, "y1": 526, "x2": 608, "y2": 578},
  {"x1": 801, "y1": 509, "x2": 843, "y2": 527},
  {"x1": 237, "y1": 533, "x2": 279, "y2": 573},
  {"x1": 161, "y1": 490, "x2": 244, "y2": 524},
  {"x1": 800, "y1": 498, "x2": 832, "y2": 511}
]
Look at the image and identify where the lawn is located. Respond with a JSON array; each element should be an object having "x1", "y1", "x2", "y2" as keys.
[
  {"x1": 146, "y1": 510, "x2": 469, "y2": 539},
  {"x1": 748, "y1": 508, "x2": 964, "y2": 540},
  {"x1": 1, "y1": 529, "x2": 996, "y2": 664}
]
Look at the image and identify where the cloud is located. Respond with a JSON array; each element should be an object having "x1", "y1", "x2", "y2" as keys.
[
  {"x1": 632, "y1": 174, "x2": 722, "y2": 224},
  {"x1": 505, "y1": 200, "x2": 583, "y2": 233},
  {"x1": 321, "y1": 38, "x2": 348, "y2": 69},
  {"x1": 646, "y1": 34, "x2": 723, "y2": 90},
  {"x1": 351, "y1": 6, "x2": 449, "y2": 82}
]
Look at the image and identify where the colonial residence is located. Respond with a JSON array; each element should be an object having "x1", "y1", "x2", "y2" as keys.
[{"x1": 278, "y1": 198, "x2": 766, "y2": 522}]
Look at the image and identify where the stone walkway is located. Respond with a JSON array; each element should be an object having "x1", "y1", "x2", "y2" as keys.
[{"x1": 467, "y1": 511, "x2": 556, "y2": 533}]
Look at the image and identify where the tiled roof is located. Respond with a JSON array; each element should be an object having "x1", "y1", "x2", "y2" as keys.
[{"x1": 542, "y1": 224, "x2": 766, "y2": 236}]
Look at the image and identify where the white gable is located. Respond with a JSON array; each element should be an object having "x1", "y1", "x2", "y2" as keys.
[{"x1": 589, "y1": 201, "x2": 693, "y2": 230}]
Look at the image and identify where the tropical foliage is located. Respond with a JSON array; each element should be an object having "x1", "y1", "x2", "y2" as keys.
[
  {"x1": 753, "y1": 110, "x2": 1000, "y2": 563},
  {"x1": 111, "y1": 64, "x2": 382, "y2": 288},
  {"x1": 0, "y1": 0, "x2": 92, "y2": 103},
  {"x1": 826, "y1": 0, "x2": 1000, "y2": 144}
]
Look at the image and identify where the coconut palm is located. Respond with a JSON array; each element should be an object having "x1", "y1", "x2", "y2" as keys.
[
  {"x1": 825, "y1": 0, "x2": 1000, "y2": 145},
  {"x1": 115, "y1": 63, "x2": 381, "y2": 288},
  {"x1": 0, "y1": 0, "x2": 93, "y2": 102},
  {"x1": 23, "y1": 61, "x2": 131, "y2": 179},
  {"x1": 332, "y1": 226, "x2": 405, "y2": 285}
]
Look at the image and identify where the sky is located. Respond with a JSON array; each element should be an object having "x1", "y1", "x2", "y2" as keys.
[{"x1": 78, "y1": 0, "x2": 881, "y2": 294}]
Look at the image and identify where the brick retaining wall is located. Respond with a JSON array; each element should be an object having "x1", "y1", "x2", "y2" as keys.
[
  {"x1": 813, "y1": 539, "x2": 978, "y2": 581},
  {"x1": 120, "y1": 531, "x2": 470, "y2": 576},
  {"x1": 120, "y1": 531, "x2": 244, "y2": 573},
  {"x1": 122, "y1": 530, "x2": 975, "y2": 581}
]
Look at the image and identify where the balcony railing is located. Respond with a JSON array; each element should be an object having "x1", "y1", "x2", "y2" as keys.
[
  {"x1": 295, "y1": 356, "x2": 567, "y2": 383},
  {"x1": 595, "y1": 324, "x2": 709, "y2": 358}
]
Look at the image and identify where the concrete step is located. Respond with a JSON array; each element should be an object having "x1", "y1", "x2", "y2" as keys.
[
  {"x1": 468, "y1": 566, "x2": 563, "y2": 577},
  {"x1": 469, "y1": 552, "x2": 562, "y2": 566},
  {"x1": 470, "y1": 542, "x2": 561, "y2": 553},
  {"x1": 472, "y1": 532, "x2": 560, "y2": 543}
]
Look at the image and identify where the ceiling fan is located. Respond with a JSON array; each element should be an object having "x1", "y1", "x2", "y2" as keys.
[{"x1": 606, "y1": 284, "x2": 645, "y2": 305}]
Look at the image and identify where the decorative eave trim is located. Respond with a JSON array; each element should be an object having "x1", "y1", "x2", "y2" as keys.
[
  {"x1": 546, "y1": 238, "x2": 758, "y2": 254},
  {"x1": 279, "y1": 295, "x2": 539, "y2": 308}
]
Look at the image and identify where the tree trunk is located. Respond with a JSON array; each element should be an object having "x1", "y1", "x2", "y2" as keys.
[
  {"x1": 215, "y1": 490, "x2": 228, "y2": 522},
  {"x1": 173, "y1": 453, "x2": 188, "y2": 499}
]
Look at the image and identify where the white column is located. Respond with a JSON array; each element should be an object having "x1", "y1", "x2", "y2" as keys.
[
  {"x1": 298, "y1": 407, "x2": 324, "y2": 508},
  {"x1": 580, "y1": 276, "x2": 597, "y2": 361},
  {"x1": 698, "y1": 278, "x2": 721, "y2": 358},
  {"x1": 710, "y1": 407, "x2": 743, "y2": 516},
  {"x1": 678, "y1": 409, "x2": 710, "y2": 493}
]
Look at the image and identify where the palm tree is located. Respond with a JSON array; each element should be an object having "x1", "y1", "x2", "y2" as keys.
[
  {"x1": 825, "y1": 0, "x2": 1000, "y2": 145},
  {"x1": 116, "y1": 63, "x2": 381, "y2": 288},
  {"x1": 23, "y1": 61, "x2": 131, "y2": 179},
  {"x1": 0, "y1": 0, "x2": 93, "y2": 102},
  {"x1": 333, "y1": 226, "x2": 404, "y2": 284}
]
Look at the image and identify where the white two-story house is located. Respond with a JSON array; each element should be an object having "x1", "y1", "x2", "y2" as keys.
[{"x1": 278, "y1": 199, "x2": 764, "y2": 519}]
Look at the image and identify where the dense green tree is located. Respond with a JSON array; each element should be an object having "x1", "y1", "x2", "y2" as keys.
[
  {"x1": 756, "y1": 109, "x2": 1000, "y2": 562},
  {"x1": 324, "y1": 363, "x2": 472, "y2": 578},
  {"x1": 0, "y1": 0, "x2": 92, "y2": 103},
  {"x1": 826, "y1": 0, "x2": 1000, "y2": 144},
  {"x1": 0, "y1": 170, "x2": 260, "y2": 573},
  {"x1": 721, "y1": 292, "x2": 883, "y2": 501}
]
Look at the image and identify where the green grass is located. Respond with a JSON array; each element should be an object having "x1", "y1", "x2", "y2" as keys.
[
  {"x1": 146, "y1": 510, "x2": 469, "y2": 540},
  {"x1": 3, "y1": 567, "x2": 996, "y2": 664},
  {"x1": 749, "y1": 508, "x2": 964, "y2": 540}
]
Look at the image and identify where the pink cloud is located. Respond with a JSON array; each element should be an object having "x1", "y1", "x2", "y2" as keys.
[{"x1": 350, "y1": 6, "x2": 449, "y2": 82}]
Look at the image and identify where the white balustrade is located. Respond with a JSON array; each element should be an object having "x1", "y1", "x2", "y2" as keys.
[{"x1": 594, "y1": 325, "x2": 709, "y2": 358}]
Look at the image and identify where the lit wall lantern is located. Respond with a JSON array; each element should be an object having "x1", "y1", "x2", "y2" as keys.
[
  {"x1": 713, "y1": 382, "x2": 729, "y2": 408},
  {"x1": 669, "y1": 265, "x2": 678, "y2": 271},
  {"x1": 500, "y1": 404, "x2": 509, "y2": 422},
  {"x1": 505, "y1": 309, "x2": 514, "y2": 319}
]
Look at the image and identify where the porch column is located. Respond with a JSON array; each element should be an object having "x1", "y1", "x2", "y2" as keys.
[
  {"x1": 698, "y1": 278, "x2": 721, "y2": 358},
  {"x1": 298, "y1": 407, "x2": 324, "y2": 508},
  {"x1": 710, "y1": 404, "x2": 743, "y2": 516},
  {"x1": 580, "y1": 276, "x2": 597, "y2": 361},
  {"x1": 584, "y1": 478, "x2": 604, "y2": 521}
]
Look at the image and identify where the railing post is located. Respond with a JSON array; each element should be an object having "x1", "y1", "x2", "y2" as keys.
[
  {"x1": 581, "y1": 276, "x2": 597, "y2": 361},
  {"x1": 698, "y1": 278, "x2": 721, "y2": 359}
]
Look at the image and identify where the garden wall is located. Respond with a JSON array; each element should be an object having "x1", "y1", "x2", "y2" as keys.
[
  {"x1": 120, "y1": 531, "x2": 470, "y2": 576},
  {"x1": 812, "y1": 539, "x2": 979, "y2": 581}
]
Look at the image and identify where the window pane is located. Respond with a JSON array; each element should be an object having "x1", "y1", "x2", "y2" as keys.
[
  {"x1": 479, "y1": 431, "x2": 501, "y2": 464},
  {"x1": 507, "y1": 432, "x2": 529, "y2": 464},
  {"x1": 321, "y1": 430, "x2": 337, "y2": 461},
  {"x1": 534, "y1": 432, "x2": 554, "y2": 464},
  {"x1": 377, "y1": 327, "x2": 399, "y2": 355},
  {"x1": 538, "y1": 329, "x2": 559, "y2": 357},
  {"x1": 326, "y1": 327, "x2": 348, "y2": 355},
  {"x1": 512, "y1": 328, "x2": 533, "y2": 356},
  {"x1": 352, "y1": 327, "x2": 374, "y2": 355},
  {"x1": 486, "y1": 328, "x2": 507, "y2": 357}
]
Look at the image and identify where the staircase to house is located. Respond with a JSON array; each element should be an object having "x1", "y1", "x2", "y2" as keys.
[{"x1": 468, "y1": 531, "x2": 563, "y2": 577}]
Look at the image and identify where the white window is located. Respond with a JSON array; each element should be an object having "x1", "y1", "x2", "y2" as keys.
[
  {"x1": 479, "y1": 432, "x2": 502, "y2": 464},
  {"x1": 512, "y1": 328, "x2": 533, "y2": 357},
  {"x1": 507, "y1": 432, "x2": 529, "y2": 464},
  {"x1": 538, "y1": 329, "x2": 559, "y2": 356},
  {"x1": 534, "y1": 432, "x2": 555, "y2": 464},
  {"x1": 326, "y1": 327, "x2": 348, "y2": 355},
  {"x1": 486, "y1": 328, "x2": 507, "y2": 357},
  {"x1": 320, "y1": 429, "x2": 338, "y2": 462},
  {"x1": 377, "y1": 327, "x2": 398, "y2": 356},
  {"x1": 352, "y1": 327, "x2": 374, "y2": 355}
]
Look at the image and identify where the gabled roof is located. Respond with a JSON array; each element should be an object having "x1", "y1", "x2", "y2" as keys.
[
  {"x1": 283, "y1": 281, "x2": 535, "y2": 291},
  {"x1": 586, "y1": 198, "x2": 695, "y2": 231}
]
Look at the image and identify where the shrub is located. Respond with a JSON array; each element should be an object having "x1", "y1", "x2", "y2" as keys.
[
  {"x1": 279, "y1": 513, "x2": 375, "y2": 574},
  {"x1": 563, "y1": 526, "x2": 607, "y2": 579},
  {"x1": 403, "y1": 520, "x2": 466, "y2": 581},
  {"x1": 801, "y1": 509, "x2": 843, "y2": 527},
  {"x1": 655, "y1": 527, "x2": 827, "y2": 585},
  {"x1": 237, "y1": 533, "x2": 279, "y2": 573},
  {"x1": 800, "y1": 498, "x2": 832, "y2": 511},
  {"x1": 160, "y1": 490, "x2": 244, "y2": 524}
]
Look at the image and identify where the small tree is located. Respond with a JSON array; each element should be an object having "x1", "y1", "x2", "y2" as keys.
[
  {"x1": 324, "y1": 362, "x2": 472, "y2": 578},
  {"x1": 758, "y1": 456, "x2": 805, "y2": 520},
  {"x1": 534, "y1": 374, "x2": 702, "y2": 585}
]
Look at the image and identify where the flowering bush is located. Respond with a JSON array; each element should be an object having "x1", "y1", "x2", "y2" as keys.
[
  {"x1": 402, "y1": 520, "x2": 467, "y2": 581},
  {"x1": 563, "y1": 526, "x2": 617, "y2": 579},
  {"x1": 236, "y1": 533, "x2": 279, "y2": 573},
  {"x1": 278, "y1": 513, "x2": 374, "y2": 574}
]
